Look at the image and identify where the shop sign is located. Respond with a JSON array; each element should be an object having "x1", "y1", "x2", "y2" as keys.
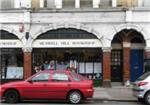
[
  {"x1": 33, "y1": 39, "x2": 102, "y2": 48},
  {"x1": 0, "y1": 40, "x2": 23, "y2": 48}
]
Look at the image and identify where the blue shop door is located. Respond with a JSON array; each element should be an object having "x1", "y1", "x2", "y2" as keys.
[{"x1": 130, "y1": 50, "x2": 144, "y2": 82}]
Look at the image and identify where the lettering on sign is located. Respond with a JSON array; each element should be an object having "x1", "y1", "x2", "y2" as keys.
[
  {"x1": 33, "y1": 39, "x2": 102, "y2": 48},
  {"x1": 0, "y1": 42, "x2": 17, "y2": 46},
  {"x1": 39, "y1": 41, "x2": 95, "y2": 46}
]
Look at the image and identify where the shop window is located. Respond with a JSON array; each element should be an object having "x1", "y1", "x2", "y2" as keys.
[
  {"x1": 32, "y1": 48, "x2": 102, "y2": 80},
  {"x1": 0, "y1": 49, "x2": 23, "y2": 79}
]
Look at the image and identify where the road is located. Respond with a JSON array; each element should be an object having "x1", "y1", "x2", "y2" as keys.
[{"x1": 0, "y1": 100, "x2": 145, "y2": 105}]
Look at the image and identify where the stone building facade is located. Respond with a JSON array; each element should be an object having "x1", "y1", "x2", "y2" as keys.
[{"x1": 0, "y1": 0, "x2": 150, "y2": 86}]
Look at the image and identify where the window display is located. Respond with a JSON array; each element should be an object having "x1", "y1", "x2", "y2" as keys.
[
  {"x1": 0, "y1": 48, "x2": 23, "y2": 79},
  {"x1": 6, "y1": 67, "x2": 23, "y2": 79}
]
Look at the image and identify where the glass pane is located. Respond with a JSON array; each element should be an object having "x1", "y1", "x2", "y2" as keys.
[
  {"x1": 0, "y1": 0, "x2": 14, "y2": 9},
  {"x1": 143, "y1": 0, "x2": 150, "y2": 7},
  {"x1": 47, "y1": 0, "x2": 55, "y2": 8},
  {"x1": 100, "y1": 0, "x2": 111, "y2": 7},
  {"x1": 80, "y1": 0, "x2": 92, "y2": 8},
  {"x1": 52, "y1": 72, "x2": 69, "y2": 81},
  {"x1": 32, "y1": 73, "x2": 50, "y2": 81},
  {"x1": 0, "y1": 48, "x2": 23, "y2": 79},
  {"x1": 63, "y1": 0, "x2": 75, "y2": 8}
]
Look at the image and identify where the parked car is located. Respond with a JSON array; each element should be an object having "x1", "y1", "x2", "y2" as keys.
[
  {"x1": 133, "y1": 71, "x2": 150, "y2": 104},
  {"x1": 0, "y1": 70, "x2": 94, "y2": 104}
]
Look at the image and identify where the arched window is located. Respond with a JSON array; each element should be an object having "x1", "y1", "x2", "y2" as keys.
[
  {"x1": 0, "y1": 30, "x2": 18, "y2": 39},
  {"x1": 37, "y1": 28, "x2": 98, "y2": 39}
]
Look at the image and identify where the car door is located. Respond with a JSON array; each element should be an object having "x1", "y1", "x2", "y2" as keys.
[
  {"x1": 47, "y1": 72, "x2": 71, "y2": 99},
  {"x1": 22, "y1": 72, "x2": 51, "y2": 99}
]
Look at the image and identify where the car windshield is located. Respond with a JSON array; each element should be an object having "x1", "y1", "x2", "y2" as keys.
[{"x1": 137, "y1": 71, "x2": 150, "y2": 81}]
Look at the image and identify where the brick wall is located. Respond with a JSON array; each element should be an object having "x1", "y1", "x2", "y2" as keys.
[
  {"x1": 24, "y1": 52, "x2": 32, "y2": 79},
  {"x1": 123, "y1": 47, "x2": 130, "y2": 81},
  {"x1": 103, "y1": 51, "x2": 111, "y2": 81}
]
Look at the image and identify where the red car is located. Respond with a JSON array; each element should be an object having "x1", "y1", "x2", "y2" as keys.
[{"x1": 0, "y1": 70, "x2": 94, "y2": 104}]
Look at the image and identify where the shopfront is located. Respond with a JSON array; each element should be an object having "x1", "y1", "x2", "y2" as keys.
[
  {"x1": 0, "y1": 30, "x2": 23, "y2": 83},
  {"x1": 111, "y1": 29, "x2": 146, "y2": 83},
  {"x1": 32, "y1": 28, "x2": 103, "y2": 80}
]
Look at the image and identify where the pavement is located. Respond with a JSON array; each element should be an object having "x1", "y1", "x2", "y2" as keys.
[{"x1": 93, "y1": 86, "x2": 137, "y2": 102}]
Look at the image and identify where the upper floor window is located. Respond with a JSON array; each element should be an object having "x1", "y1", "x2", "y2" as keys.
[
  {"x1": 0, "y1": 0, "x2": 150, "y2": 10},
  {"x1": 117, "y1": 0, "x2": 138, "y2": 7},
  {"x1": 0, "y1": 0, "x2": 14, "y2": 9}
]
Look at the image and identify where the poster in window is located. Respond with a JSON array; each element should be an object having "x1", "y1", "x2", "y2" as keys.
[
  {"x1": 94, "y1": 63, "x2": 102, "y2": 73},
  {"x1": 79, "y1": 62, "x2": 85, "y2": 73},
  {"x1": 86, "y1": 63, "x2": 93, "y2": 73},
  {"x1": 6, "y1": 67, "x2": 23, "y2": 79}
]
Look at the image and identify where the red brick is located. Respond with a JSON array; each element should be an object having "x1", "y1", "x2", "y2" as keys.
[
  {"x1": 123, "y1": 48, "x2": 130, "y2": 81},
  {"x1": 103, "y1": 52, "x2": 111, "y2": 81},
  {"x1": 24, "y1": 52, "x2": 32, "y2": 79}
]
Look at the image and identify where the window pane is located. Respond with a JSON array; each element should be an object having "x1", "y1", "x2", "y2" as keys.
[
  {"x1": 0, "y1": 48, "x2": 23, "y2": 79},
  {"x1": 32, "y1": 72, "x2": 50, "y2": 82},
  {"x1": 52, "y1": 72, "x2": 69, "y2": 81}
]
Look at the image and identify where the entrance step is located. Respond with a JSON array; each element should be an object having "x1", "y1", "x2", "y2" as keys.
[{"x1": 111, "y1": 82, "x2": 123, "y2": 87}]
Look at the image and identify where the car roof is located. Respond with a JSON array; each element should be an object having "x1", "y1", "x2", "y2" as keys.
[{"x1": 40, "y1": 70, "x2": 71, "y2": 73}]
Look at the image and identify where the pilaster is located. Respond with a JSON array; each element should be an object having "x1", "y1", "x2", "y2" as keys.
[
  {"x1": 102, "y1": 47, "x2": 111, "y2": 87},
  {"x1": 122, "y1": 42, "x2": 131, "y2": 84},
  {"x1": 23, "y1": 47, "x2": 32, "y2": 79}
]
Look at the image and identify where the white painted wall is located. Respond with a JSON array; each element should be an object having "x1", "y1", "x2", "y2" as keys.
[{"x1": 0, "y1": 9, "x2": 150, "y2": 49}]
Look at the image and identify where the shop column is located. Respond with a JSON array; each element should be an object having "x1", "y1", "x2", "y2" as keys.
[
  {"x1": 145, "y1": 48, "x2": 150, "y2": 72},
  {"x1": 145, "y1": 48, "x2": 150, "y2": 59},
  {"x1": 102, "y1": 48, "x2": 111, "y2": 87},
  {"x1": 23, "y1": 48, "x2": 32, "y2": 79},
  {"x1": 123, "y1": 42, "x2": 131, "y2": 85}
]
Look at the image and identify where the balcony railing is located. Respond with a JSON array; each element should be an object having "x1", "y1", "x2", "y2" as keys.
[{"x1": 0, "y1": 0, "x2": 150, "y2": 10}]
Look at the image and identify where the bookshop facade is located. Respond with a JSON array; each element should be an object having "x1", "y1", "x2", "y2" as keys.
[{"x1": 1, "y1": 8, "x2": 150, "y2": 86}]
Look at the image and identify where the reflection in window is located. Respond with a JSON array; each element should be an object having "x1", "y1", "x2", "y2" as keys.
[
  {"x1": 52, "y1": 72, "x2": 69, "y2": 81},
  {"x1": 32, "y1": 72, "x2": 50, "y2": 82}
]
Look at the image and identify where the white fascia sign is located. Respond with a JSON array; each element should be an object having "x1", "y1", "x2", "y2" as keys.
[
  {"x1": 33, "y1": 39, "x2": 102, "y2": 48},
  {"x1": 0, "y1": 40, "x2": 23, "y2": 48}
]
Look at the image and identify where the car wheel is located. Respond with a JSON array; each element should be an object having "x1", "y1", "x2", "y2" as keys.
[
  {"x1": 5, "y1": 90, "x2": 19, "y2": 103},
  {"x1": 68, "y1": 91, "x2": 82, "y2": 104},
  {"x1": 144, "y1": 91, "x2": 150, "y2": 105}
]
